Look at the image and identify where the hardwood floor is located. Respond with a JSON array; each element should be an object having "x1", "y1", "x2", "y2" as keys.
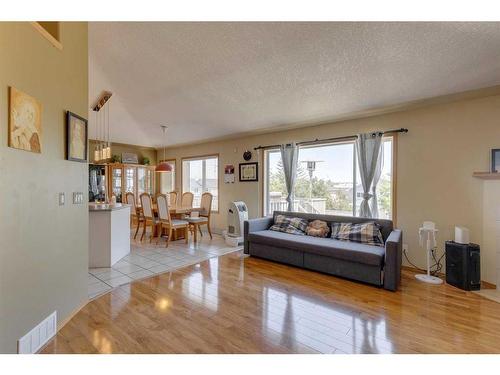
[{"x1": 41, "y1": 250, "x2": 500, "y2": 354}]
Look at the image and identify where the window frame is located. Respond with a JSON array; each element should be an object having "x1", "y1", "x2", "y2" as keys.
[
  {"x1": 181, "y1": 153, "x2": 220, "y2": 213},
  {"x1": 158, "y1": 158, "x2": 177, "y2": 194},
  {"x1": 262, "y1": 136, "x2": 395, "y2": 219}
]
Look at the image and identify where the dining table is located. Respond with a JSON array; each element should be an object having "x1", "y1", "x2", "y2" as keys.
[{"x1": 136, "y1": 204, "x2": 202, "y2": 241}]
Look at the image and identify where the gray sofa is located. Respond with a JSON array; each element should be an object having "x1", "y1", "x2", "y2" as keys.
[{"x1": 244, "y1": 211, "x2": 402, "y2": 291}]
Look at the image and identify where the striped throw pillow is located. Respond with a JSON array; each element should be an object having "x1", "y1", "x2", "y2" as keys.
[
  {"x1": 270, "y1": 215, "x2": 308, "y2": 236},
  {"x1": 331, "y1": 222, "x2": 384, "y2": 247}
]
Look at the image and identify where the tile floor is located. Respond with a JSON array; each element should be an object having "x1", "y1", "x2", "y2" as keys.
[{"x1": 88, "y1": 233, "x2": 241, "y2": 299}]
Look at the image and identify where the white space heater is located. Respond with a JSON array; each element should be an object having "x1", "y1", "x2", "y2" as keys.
[{"x1": 224, "y1": 201, "x2": 248, "y2": 246}]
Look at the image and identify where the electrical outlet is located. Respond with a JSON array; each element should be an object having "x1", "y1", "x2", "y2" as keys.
[
  {"x1": 58, "y1": 193, "x2": 65, "y2": 206},
  {"x1": 403, "y1": 243, "x2": 409, "y2": 253}
]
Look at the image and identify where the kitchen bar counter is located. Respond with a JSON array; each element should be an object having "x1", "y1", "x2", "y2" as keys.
[
  {"x1": 89, "y1": 203, "x2": 131, "y2": 211},
  {"x1": 89, "y1": 203, "x2": 131, "y2": 268}
]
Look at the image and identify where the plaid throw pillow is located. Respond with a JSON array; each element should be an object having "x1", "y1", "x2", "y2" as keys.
[
  {"x1": 331, "y1": 222, "x2": 384, "y2": 247},
  {"x1": 270, "y1": 215, "x2": 308, "y2": 236}
]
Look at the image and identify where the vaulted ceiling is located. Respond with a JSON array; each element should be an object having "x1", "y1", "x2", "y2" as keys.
[{"x1": 89, "y1": 22, "x2": 500, "y2": 148}]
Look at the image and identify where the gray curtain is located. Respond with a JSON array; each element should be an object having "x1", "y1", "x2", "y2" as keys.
[
  {"x1": 356, "y1": 132, "x2": 383, "y2": 218},
  {"x1": 280, "y1": 143, "x2": 299, "y2": 211}
]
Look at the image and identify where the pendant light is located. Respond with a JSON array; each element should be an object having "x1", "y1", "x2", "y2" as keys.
[
  {"x1": 92, "y1": 91, "x2": 112, "y2": 162},
  {"x1": 94, "y1": 110, "x2": 100, "y2": 162},
  {"x1": 156, "y1": 125, "x2": 173, "y2": 173}
]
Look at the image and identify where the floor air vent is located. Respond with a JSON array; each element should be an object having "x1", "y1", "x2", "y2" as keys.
[{"x1": 17, "y1": 311, "x2": 57, "y2": 354}]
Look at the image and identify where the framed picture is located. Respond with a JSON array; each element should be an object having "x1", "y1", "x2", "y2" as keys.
[
  {"x1": 492, "y1": 149, "x2": 500, "y2": 173},
  {"x1": 66, "y1": 111, "x2": 88, "y2": 162},
  {"x1": 9, "y1": 86, "x2": 42, "y2": 153},
  {"x1": 239, "y1": 162, "x2": 258, "y2": 182},
  {"x1": 122, "y1": 152, "x2": 139, "y2": 164},
  {"x1": 224, "y1": 164, "x2": 235, "y2": 184}
]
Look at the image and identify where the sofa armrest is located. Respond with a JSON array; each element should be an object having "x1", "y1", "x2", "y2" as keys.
[
  {"x1": 244, "y1": 217, "x2": 273, "y2": 254},
  {"x1": 383, "y1": 229, "x2": 402, "y2": 291}
]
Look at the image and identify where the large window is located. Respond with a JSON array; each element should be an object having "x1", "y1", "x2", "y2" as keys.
[
  {"x1": 182, "y1": 155, "x2": 219, "y2": 211},
  {"x1": 264, "y1": 138, "x2": 393, "y2": 219},
  {"x1": 159, "y1": 159, "x2": 176, "y2": 194}
]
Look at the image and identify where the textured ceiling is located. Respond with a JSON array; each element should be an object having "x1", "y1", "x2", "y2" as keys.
[{"x1": 89, "y1": 22, "x2": 500, "y2": 147}]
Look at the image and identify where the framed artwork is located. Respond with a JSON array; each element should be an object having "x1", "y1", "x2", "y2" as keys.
[
  {"x1": 492, "y1": 149, "x2": 500, "y2": 173},
  {"x1": 122, "y1": 152, "x2": 139, "y2": 164},
  {"x1": 224, "y1": 164, "x2": 235, "y2": 183},
  {"x1": 66, "y1": 111, "x2": 88, "y2": 162},
  {"x1": 8, "y1": 86, "x2": 42, "y2": 153},
  {"x1": 239, "y1": 162, "x2": 258, "y2": 182}
]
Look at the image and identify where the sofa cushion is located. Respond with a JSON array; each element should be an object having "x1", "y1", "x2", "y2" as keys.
[
  {"x1": 306, "y1": 219, "x2": 330, "y2": 238},
  {"x1": 331, "y1": 222, "x2": 385, "y2": 247},
  {"x1": 272, "y1": 211, "x2": 394, "y2": 241},
  {"x1": 269, "y1": 214, "x2": 308, "y2": 236},
  {"x1": 248, "y1": 230, "x2": 385, "y2": 266}
]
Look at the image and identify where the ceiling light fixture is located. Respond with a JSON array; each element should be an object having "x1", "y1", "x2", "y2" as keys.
[
  {"x1": 92, "y1": 91, "x2": 112, "y2": 163},
  {"x1": 156, "y1": 125, "x2": 173, "y2": 173}
]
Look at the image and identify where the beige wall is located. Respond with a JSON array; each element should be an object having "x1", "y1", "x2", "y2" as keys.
[
  {"x1": 89, "y1": 140, "x2": 158, "y2": 165},
  {"x1": 0, "y1": 22, "x2": 88, "y2": 353},
  {"x1": 164, "y1": 93, "x2": 500, "y2": 284}
]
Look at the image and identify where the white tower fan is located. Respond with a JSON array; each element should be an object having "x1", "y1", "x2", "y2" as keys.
[
  {"x1": 415, "y1": 221, "x2": 443, "y2": 284},
  {"x1": 224, "y1": 201, "x2": 248, "y2": 246}
]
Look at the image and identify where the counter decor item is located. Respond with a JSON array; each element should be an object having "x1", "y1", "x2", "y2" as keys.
[
  {"x1": 239, "y1": 162, "x2": 258, "y2": 182},
  {"x1": 143, "y1": 156, "x2": 150, "y2": 165},
  {"x1": 111, "y1": 154, "x2": 121, "y2": 163},
  {"x1": 8, "y1": 86, "x2": 42, "y2": 153},
  {"x1": 66, "y1": 111, "x2": 88, "y2": 162}
]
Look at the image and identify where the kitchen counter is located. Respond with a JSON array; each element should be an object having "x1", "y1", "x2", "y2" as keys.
[
  {"x1": 89, "y1": 203, "x2": 131, "y2": 212},
  {"x1": 89, "y1": 203, "x2": 131, "y2": 268}
]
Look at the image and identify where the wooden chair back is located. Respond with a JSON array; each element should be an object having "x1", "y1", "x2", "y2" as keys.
[
  {"x1": 169, "y1": 191, "x2": 178, "y2": 206},
  {"x1": 156, "y1": 194, "x2": 171, "y2": 225},
  {"x1": 181, "y1": 192, "x2": 194, "y2": 208},
  {"x1": 125, "y1": 192, "x2": 136, "y2": 212},
  {"x1": 200, "y1": 192, "x2": 213, "y2": 218},
  {"x1": 140, "y1": 193, "x2": 154, "y2": 219}
]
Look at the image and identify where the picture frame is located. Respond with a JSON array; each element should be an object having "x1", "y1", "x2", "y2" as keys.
[
  {"x1": 66, "y1": 111, "x2": 88, "y2": 162},
  {"x1": 239, "y1": 162, "x2": 258, "y2": 182},
  {"x1": 122, "y1": 152, "x2": 139, "y2": 164},
  {"x1": 224, "y1": 164, "x2": 235, "y2": 184},
  {"x1": 492, "y1": 149, "x2": 500, "y2": 173},
  {"x1": 9, "y1": 86, "x2": 42, "y2": 153}
]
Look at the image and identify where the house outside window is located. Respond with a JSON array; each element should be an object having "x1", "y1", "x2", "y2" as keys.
[{"x1": 264, "y1": 138, "x2": 393, "y2": 219}]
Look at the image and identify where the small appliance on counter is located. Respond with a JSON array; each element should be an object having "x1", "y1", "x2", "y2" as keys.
[
  {"x1": 445, "y1": 227, "x2": 481, "y2": 291},
  {"x1": 89, "y1": 164, "x2": 107, "y2": 202}
]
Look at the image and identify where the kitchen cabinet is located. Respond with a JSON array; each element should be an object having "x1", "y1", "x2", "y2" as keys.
[{"x1": 106, "y1": 163, "x2": 156, "y2": 203}]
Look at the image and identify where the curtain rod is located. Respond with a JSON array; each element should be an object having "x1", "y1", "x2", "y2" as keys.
[{"x1": 253, "y1": 128, "x2": 408, "y2": 151}]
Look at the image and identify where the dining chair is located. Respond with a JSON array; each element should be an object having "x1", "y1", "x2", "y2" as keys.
[
  {"x1": 125, "y1": 192, "x2": 144, "y2": 239},
  {"x1": 139, "y1": 193, "x2": 157, "y2": 243},
  {"x1": 181, "y1": 192, "x2": 194, "y2": 208},
  {"x1": 186, "y1": 192, "x2": 213, "y2": 241},
  {"x1": 156, "y1": 194, "x2": 189, "y2": 247},
  {"x1": 168, "y1": 191, "x2": 178, "y2": 206}
]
